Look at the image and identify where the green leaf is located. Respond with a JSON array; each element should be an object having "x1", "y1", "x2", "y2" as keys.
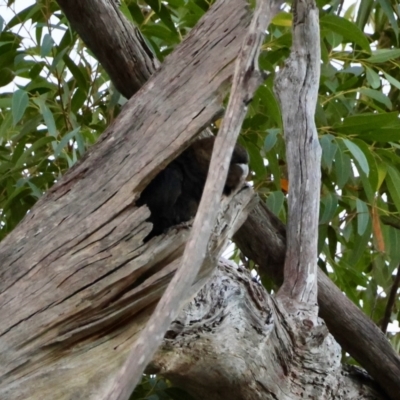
[
  {"x1": 119, "y1": 1, "x2": 135, "y2": 24},
  {"x1": 348, "y1": 218, "x2": 372, "y2": 265},
  {"x1": 334, "y1": 146, "x2": 351, "y2": 188},
  {"x1": 2, "y1": 185, "x2": 31, "y2": 212},
  {"x1": 0, "y1": 67, "x2": 14, "y2": 87},
  {"x1": 352, "y1": 139, "x2": 378, "y2": 192},
  {"x1": 382, "y1": 72, "x2": 400, "y2": 91},
  {"x1": 343, "y1": 139, "x2": 369, "y2": 176},
  {"x1": 63, "y1": 54, "x2": 88, "y2": 93},
  {"x1": 54, "y1": 127, "x2": 81, "y2": 158},
  {"x1": 246, "y1": 141, "x2": 266, "y2": 179},
  {"x1": 12, "y1": 90, "x2": 29, "y2": 126},
  {"x1": 320, "y1": 134, "x2": 337, "y2": 171},
  {"x1": 264, "y1": 129, "x2": 279, "y2": 152},
  {"x1": 266, "y1": 191, "x2": 284, "y2": 216},
  {"x1": 26, "y1": 180, "x2": 43, "y2": 199},
  {"x1": 320, "y1": 15, "x2": 370, "y2": 52},
  {"x1": 360, "y1": 88, "x2": 392, "y2": 109},
  {"x1": 40, "y1": 33, "x2": 54, "y2": 57},
  {"x1": 384, "y1": 226, "x2": 400, "y2": 266},
  {"x1": 5, "y1": 4, "x2": 39, "y2": 29},
  {"x1": 335, "y1": 112, "x2": 400, "y2": 133},
  {"x1": 256, "y1": 84, "x2": 281, "y2": 127},
  {"x1": 34, "y1": 98, "x2": 58, "y2": 138},
  {"x1": 365, "y1": 67, "x2": 380, "y2": 89},
  {"x1": 386, "y1": 166, "x2": 400, "y2": 212},
  {"x1": 356, "y1": 199, "x2": 369, "y2": 236},
  {"x1": 127, "y1": 3, "x2": 145, "y2": 25},
  {"x1": 320, "y1": 192, "x2": 338, "y2": 225},
  {"x1": 145, "y1": 0, "x2": 179, "y2": 36},
  {"x1": 376, "y1": 0, "x2": 399, "y2": 41},
  {"x1": 0, "y1": 112, "x2": 13, "y2": 141},
  {"x1": 272, "y1": 12, "x2": 292, "y2": 27},
  {"x1": 355, "y1": 128, "x2": 400, "y2": 142},
  {"x1": 366, "y1": 49, "x2": 400, "y2": 64},
  {"x1": 355, "y1": 0, "x2": 373, "y2": 31},
  {"x1": 14, "y1": 136, "x2": 55, "y2": 169}
]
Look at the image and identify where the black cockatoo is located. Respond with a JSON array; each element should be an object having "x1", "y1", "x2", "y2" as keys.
[{"x1": 137, "y1": 137, "x2": 249, "y2": 240}]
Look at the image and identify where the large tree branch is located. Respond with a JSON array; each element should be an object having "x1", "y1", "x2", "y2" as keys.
[
  {"x1": 56, "y1": 0, "x2": 159, "y2": 98},
  {"x1": 234, "y1": 203, "x2": 400, "y2": 399},
  {"x1": 4, "y1": 0, "x2": 400, "y2": 399},
  {"x1": 107, "y1": 2, "x2": 283, "y2": 397},
  {"x1": 0, "y1": 1, "x2": 254, "y2": 398},
  {"x1": 275, "y1": 0, "x2": 321, "y2": 308},
  {"x1": 150, "y1": 260, "x2": 386, "y2": 400}
]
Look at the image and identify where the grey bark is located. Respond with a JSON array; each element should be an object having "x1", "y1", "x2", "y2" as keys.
[
  {"x1": 274, "y1": 0, "x2": 321, "y2": 310},
  {"x1": 0, "y1": 0, "x2": 398, "y2": 399},
  {"x1": 106, "y1": 1, "x2": 283, "y2": 398},
  {"x1": 0, "y1": 1, "x2": 254, "y2": 398},
  {"x1": 150, "y1": 261, "x2": 387, "y2": 400},
  {"x1": 49, "y1": 3, "x2": 400, "y2": 397},
  {"x1": 56, "y1": 0, "x2": 159, "y2": 98}
]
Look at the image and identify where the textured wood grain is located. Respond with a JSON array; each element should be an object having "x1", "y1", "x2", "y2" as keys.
[{"x1": 0, "y1": 1, "x2": 253, "y2": 398}]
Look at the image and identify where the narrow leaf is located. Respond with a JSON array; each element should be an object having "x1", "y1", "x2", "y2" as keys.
[
  {"x1": 41, "y1": 33, "x2": 54, "y2": 57},
  {"x1": 320, "y1": 15, "x2": 370, "y2": 52},
  {"x1": 266, "y1": 191, "x2": 285, "y2": 216},
  {"x1": 365, "y1": 67, "x2": 380, "y2": 89},
  {"x1": 12, "y1": 90, "x2": 29, "y2": 126},
  {"x1": 336, "y1": 112, "x2": 399, "y2": 133},
  {"x1": 360, "y1": 88, "x2": 392, "y2": 109},
  {"x1": 343, "y1": 139, "x2": 369, "y2": 176},
  {"x1": 386, "y1": 166, "x2": 400, "y2": 212},
  {"x1": 264, "y1": 129, "x2": 279, "y2": 152},
  {"x1": 367, "y1": 49, "x2": 400, "y2": 64},
  {"x1": 334, "y1": 146, "x2": 351, "y2": 188},
  {"x1": 320, "y1": 192, "x2": 338, "y2": 225}
]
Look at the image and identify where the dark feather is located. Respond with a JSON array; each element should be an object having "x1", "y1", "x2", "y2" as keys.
[{"x1": 137, "y1": 137, "x2": 249, "y2": 241}]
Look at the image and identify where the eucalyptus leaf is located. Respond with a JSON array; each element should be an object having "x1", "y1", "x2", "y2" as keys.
[
  {"x1": 343, "y1": 139, "x2": 369, "y2": 176},
  {"x1": 11, "y1": 89, "x2": 28, "y2": 126}
]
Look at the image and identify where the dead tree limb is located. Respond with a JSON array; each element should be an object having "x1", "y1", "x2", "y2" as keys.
[
  {"x1": 2, "y1": 0, "x2": 399, "y2": 398},
  {"x1": 51, "y1": 6, "x2": 400, "y2": 395},
  {"x1": 107, "y1": 1, "x2": 283, "y2": 397},
  {"x1": 0, "y1": 1, "x2": 254, "y2": 398},
  {"x1": 56, "y1": 0, "x2": 159, "y2": 98},
  {"x1": 275, "y1": 0, "x2": 321, "y2": 310},
  {"x1": 149, "y1": 261, "x2": 386, "y2": 400}
]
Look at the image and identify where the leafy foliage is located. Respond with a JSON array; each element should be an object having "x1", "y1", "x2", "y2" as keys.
[{"x1": 0, "y1": 0, "x2": 399, "y2": 387}]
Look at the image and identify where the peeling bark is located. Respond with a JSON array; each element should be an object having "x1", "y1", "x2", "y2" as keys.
[
  {"x1": 0, "y1": 1, "x2": 254, "y2": 398},
  {"x1": 48, "y1": 4, "x2": 400, "y2": 396},
  {"x1": 0, "y1": 0, "x2": 399, "y2": 399},
  {"x1": 151, "y1": 261, "x2": 387, "y2": 400}
]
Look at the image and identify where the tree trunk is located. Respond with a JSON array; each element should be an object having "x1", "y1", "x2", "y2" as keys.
[
  {"x1": 0, "y1": 0, "x2": 399, "y2": 399},
  {"x1": 150, "y1": 261, "x2": 387, "y2": 400},
  {"x1": 53, "y1": 3, "x2": 400, "y2": 396},
  {"x1": 0, "y1": 1, "x2": 254, "y2": 398}
]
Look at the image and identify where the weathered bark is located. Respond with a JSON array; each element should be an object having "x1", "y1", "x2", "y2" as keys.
[
  {"x1": 235, "y1": 201, "x2": 400, "y2": 400},
  {"x1": 49, "y1": 4, "x2": 400, "y2": 398},
  {"x1": 56, "y1": 0, "x2": 159, "y2": 98},
  {"x1": 0, "y1": 0, "x2": 399, "y2": 399},
  {"x1": 275, "y1": 0, "x2": 321, "y2": 310},
  {"x1": 107, "y1": 1, "x2": 282, "y2": 397},
  {"x1": 0, "y1": 1, "x2": 255, "y2": 399},
  {"x1": 150, "y1": 261, "x2": 387, "y2": 400}
]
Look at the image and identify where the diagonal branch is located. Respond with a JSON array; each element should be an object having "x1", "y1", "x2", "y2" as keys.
[{"x1": 107, "y1": 1, "x2": 283, "y2": 398}]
